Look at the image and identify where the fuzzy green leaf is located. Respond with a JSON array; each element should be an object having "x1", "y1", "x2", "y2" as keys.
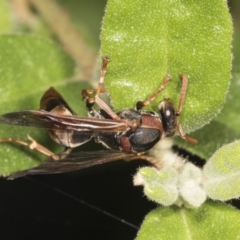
[
  {"x1": 176, "y1": 70, "x2": 240, "y2": 159},
  {"x1": 203, "y1": 141, "x2": 240, "y2": 201},
  {"x1": 176, "y1": 31, "x2": 239, "y2": 159},
  {"x1": 135, "y1": 167, "x2": 178, "y2": 206},
  {"x1": 136, "y1": 201, "x2": 240, "y2": 240},
  {"x1": 0, "y1": 35, "x2": 91, "y2": 176},
  {"x1": 101, "y1": 0, "x2": 232, "y2": 134},
  {"x1": 178, "y1": 163, "x2": 206, "y2": 208}
]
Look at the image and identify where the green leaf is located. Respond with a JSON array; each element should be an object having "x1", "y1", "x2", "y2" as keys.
[
  {"x1": 101, "y1": 0, "x2": 232, "y2": 134},
  {"x1": 176, "y1": 70, "x2": 240, "y2": 159},
  {"x1": 176, "y1": 30, "x2": 240, "y2": 159},
  {"x1": 203, "y1": 141, "x2": 240, "y2": 201},
  {"x1": 0, "y1": 34, "x2": 91, "y2": 176},
  {"x1": 136, "y1": 201, "x2": 240, "y2": 240},
  {"x1": 178, "y1": 163, "x2": 206, "y2": 208},
  {"x1": 134, "y1": 166, "x2": 179, "y2": 206}
]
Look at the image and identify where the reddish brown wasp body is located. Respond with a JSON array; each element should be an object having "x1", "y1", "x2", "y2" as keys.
[{"x1": 0, "y1": 57, "x2": 197, "y2": 178}]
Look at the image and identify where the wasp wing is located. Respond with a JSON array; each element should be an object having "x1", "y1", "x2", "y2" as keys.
[
  {"x1": 0, "y1": 110, "x2": 129, "y2": 132},
  {"x1": 8, "y1": 150, "x2": 134, "y2": 179}
]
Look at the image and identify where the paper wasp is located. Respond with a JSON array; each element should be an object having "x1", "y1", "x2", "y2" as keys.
[{"x1": 0, "y1": 57, "x2": 197, "y2": 178}]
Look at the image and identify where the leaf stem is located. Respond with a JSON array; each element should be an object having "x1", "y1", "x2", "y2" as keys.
[{"x1": 26, "y1": 0, "x2": 97, "y2": 80}]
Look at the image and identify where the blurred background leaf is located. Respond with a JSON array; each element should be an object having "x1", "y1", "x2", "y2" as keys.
[
  {"x1": 0, "y1": 35, "x2": 92, "y2": 176},
  {"x1": 0, "y1": 0, "x2": 12, "y2": 33}
]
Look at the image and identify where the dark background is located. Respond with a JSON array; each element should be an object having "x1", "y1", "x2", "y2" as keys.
[{"x1": 0, "y1": 158, "x2": 156, "y2": 240}]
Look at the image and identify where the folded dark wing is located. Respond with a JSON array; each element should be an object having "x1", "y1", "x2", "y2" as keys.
[
  {"x1": 8, "y1": 150, "x2": 133, "y2": 179},
  {"x1": 0, "y1": 110, "x2": 128, "y2": 132}
]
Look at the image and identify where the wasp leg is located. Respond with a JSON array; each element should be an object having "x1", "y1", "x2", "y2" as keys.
[
  {"x1": 0, "y1": 135, "x2": 63, "y2": 160},
  {"x1": 82, "y1": 56, "x2": 121, "y2": 120},
  {"x1": 123, "y1": 154, "x2": 161, "y2": 169},
  {"x1": 82, "y1": 56, "x2": 110, "y2": 109},
  {"x1": 176, "y1": 74, "x2": 188, "y2": 116},
  {"x1": 82, "y1": 88, "x2": 107, "y2": 118},
  {"x1": 82, "y1": 88, "x2": 119, "y2": 119},
  {"x1": 136, "y1": 75, "x2": 171, "y2": 110},
  {"x1": 81, "y1": 88, "x2": 107, "y2": 105},
  {"x1": 176, "y1": 122, "x2": 198, "y2": 144},
  {"x1": 175, "y1": 74, "x2": 198, "y2": 144}
]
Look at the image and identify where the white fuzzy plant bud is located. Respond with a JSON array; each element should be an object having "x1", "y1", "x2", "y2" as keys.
[{"x1": 133, "y1": 139, "x2": 207, "y2": 208}]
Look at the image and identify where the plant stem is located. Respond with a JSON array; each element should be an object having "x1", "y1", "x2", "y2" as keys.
[{"x1": 27, "y1": 0, "x2": 97, "y2": 80}]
